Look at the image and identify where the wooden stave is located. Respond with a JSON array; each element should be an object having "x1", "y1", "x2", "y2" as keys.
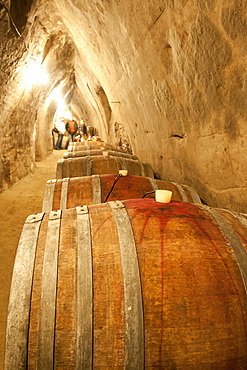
[
  {"x1": 5, "y1": 199, "x2": 247, "y2": 369},
  {"x1": 42, "y1": 174, "x2": 201, "y2": 212}
]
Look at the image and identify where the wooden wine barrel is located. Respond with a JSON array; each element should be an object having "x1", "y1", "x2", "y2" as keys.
[
  {"x1": 68, "y1": 142, "x2": 125, "y2": 153},
  {"x1": 42, "y1": 174, "x2": 201, "y2": 211},
  {"x1": 69, "y1": 140, "x2": 105, "y2": 146},
  {"x1": 68, "y1": 140, "x2": 103, "y2": 149},
  {"x1": 56, "y1": 156, "x2": 154, "y2": 179},
  {"x1": 5, "y1": 199, "x2": 247, "y2": 369},
  {"x1": 63, "y1": 149, "x2": 138, "y2": 160}
]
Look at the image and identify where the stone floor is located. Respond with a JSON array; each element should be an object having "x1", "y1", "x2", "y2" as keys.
[{"x1": 0, "y1": 149, "x2": 64, "y2": 369}]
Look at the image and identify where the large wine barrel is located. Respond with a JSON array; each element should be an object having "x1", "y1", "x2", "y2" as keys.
[
  {"x1": 64, "y1": 149, "x2": 138, "y2": 160},
  {"x1": 5, "y1": 199, "x2": 247, "y2": 369},
  {"x1": 42, "y1": 174, "x2": 201, "y2": 211},
  {"x1": 68, "y1": 142, "x2": 125, "y2": 153},
  {"x1": 56, "y1": 156, "x2": 154, "y2": 179}
]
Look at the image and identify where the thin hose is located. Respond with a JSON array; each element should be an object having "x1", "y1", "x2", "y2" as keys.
[{"x1": 104, "y1": 174, "x2": 123, "y2": 202}]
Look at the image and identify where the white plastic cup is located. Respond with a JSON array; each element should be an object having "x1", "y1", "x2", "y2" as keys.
[{"x1": 155, "y1": 190, "x2": 172, "y2": 203}]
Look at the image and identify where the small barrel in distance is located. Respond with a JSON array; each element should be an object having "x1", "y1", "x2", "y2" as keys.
[{"x1": 63, "y1": 149, "x2": 138, "y2": 160}]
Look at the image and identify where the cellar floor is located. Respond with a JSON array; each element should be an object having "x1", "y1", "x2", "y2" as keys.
[{"x1": 0, "y1": 149, "x2": 64, "y2": 369}]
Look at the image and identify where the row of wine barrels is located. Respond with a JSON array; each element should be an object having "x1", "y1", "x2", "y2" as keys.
[
  {"x1": 56, "y1": 156, "x2": 154, "y2": 179},
  {"x1": 42, "y1": 174, "x2": 201, "y2": 212},
  {"x1": 63, "y1": 149, "x2": 138, "y2": 160},
  {"x1": 5, "y1": 199, "x2": 247, "y2": 369}
]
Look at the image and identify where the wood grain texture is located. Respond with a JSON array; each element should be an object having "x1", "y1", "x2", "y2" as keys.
[
  {"x1": 56, "y1": 156, "x2": 154, "y2": 179},
  {"x1": 43, "y1": 174, "x2": 202, "y2": 211},
  {"x1": 4, "y1": 213, "x2": 44, "y2": 370},
  {"x1": 64, "y1": 149, "x2": 138, "y2": 160}
]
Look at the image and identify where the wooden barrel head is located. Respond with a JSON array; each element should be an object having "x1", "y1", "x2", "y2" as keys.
[{"x1": 5, "y1": 199, "x2": 247, "y2": 369}]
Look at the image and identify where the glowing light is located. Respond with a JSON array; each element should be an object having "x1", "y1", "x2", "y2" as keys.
[
  {"x1": 57, "y1": 99, "x2": 67, "y2": 112},
  {"x1": 49, "y1": 88, "x2": 70, "y2": 121},
  {"x1": 24, "y1": 59, "x2": 49, "y2": 85},
  {"x1": 50, "y1": 88, "x2": 63, "y2": 101},
  {"x1": 55, "y1": 107, "x2": 72, "y2": 121}
]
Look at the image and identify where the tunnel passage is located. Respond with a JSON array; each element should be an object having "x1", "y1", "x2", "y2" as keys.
[{"x1": 1, "y1": 2, "x2": 247, "y2": 368}]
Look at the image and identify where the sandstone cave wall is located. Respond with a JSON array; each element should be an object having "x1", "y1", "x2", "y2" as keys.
[
  {"x1": 55, "y1": 0, "x2": 246, "y2": 212},
  {"x1": 0, "y1": 0, "x2": 35, "y2": 190},
  {"x1": 0, "y1": 0, "x2": 246, "y2": 212}
]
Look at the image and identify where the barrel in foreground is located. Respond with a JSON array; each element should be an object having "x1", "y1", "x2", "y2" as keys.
[{"x1": 5, "y1": 199, "x2": 247, "y2": 369}]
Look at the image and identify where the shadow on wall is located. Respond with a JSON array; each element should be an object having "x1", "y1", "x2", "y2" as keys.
[
  {"x1": 0, "y1": 159, "x2": 11, "y2": 191},
  {"x1": 95, "y1": 85, "x2": 112, "y2": 131},
  {"x1": 10, "y1": 0, "x2": 34, "y2": 32},
  {"x1": 114, "y1": 122, "x2": 133, "y2": 154}
]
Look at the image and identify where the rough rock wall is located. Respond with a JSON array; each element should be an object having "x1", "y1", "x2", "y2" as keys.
[
  {"x1": 0, "y1": 0, "x2": 49, "y2": 188},
  {"x1": 52, "y1": 0, "x2": 247, "y2": 212},
  {"x1": 0, "y1": 0, "x2": 246, "y2": 212},
  {"x1": 0, "y1": 0, "x2": 34, "y2": 189}
]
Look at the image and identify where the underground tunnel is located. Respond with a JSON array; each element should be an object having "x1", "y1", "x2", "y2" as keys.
[{"x1": 0, "y1": 0, "x2": 247, "y2": 369}]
